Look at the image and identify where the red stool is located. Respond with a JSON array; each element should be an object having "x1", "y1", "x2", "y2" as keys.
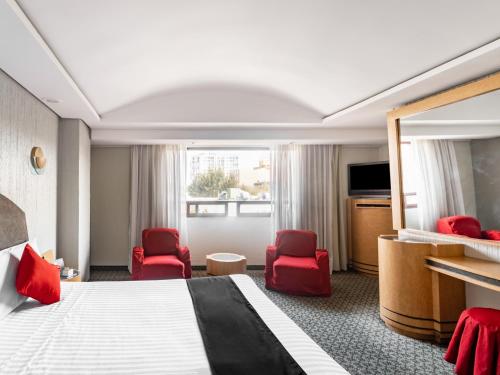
[{"x1": 444, "y1": 308, "x2": 500, "y2": 375}]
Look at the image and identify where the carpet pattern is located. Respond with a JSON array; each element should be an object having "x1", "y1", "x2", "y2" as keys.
[{"x1": 89, "y1": 269, "x2": 454, "y2": 375}]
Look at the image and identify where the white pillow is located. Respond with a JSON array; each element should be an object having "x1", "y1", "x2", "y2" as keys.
[{"x1": 0, "y1": 239, "x2": 41, "y2": 320}]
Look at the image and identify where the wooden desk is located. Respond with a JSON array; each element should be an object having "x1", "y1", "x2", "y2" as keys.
[
  {"x1": 378, "y1": 235, "x2": 465, "y2": 343},
  {"x1": 426, "y1": 256, "x2": 500, "y2": 292}
]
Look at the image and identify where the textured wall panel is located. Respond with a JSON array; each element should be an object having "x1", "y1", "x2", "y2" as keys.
[{"x1": 0, "y1": 70, "x2": 58, "y2": 252}]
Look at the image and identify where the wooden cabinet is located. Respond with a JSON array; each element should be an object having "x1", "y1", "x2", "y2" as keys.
[{"x1": 347, "y1": 198, "x2": 396, "y2": 275}]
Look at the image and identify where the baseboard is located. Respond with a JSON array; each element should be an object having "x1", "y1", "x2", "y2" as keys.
[
  {"x1": 192, "y1": 265, "x2": 265, "y2": 271},
  {"x1": 90, "y1": 265, "x2": 129, "y2": 272},
  {"x1": 91, "y1": 265, "x2": 265, "y2": 271}
]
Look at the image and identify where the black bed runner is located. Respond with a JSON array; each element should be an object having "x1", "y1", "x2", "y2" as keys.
[{"x1": 187, "y1": 276, "x2": 306, "y2": 375}]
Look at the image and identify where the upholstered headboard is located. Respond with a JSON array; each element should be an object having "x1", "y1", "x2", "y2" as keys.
[{"x1": 0, "y1": 194, "x2": 28, "y2": 251}]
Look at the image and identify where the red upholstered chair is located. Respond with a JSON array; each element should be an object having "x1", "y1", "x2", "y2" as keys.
[
  {"x1": 437, "y1": 216, "x2": 500, "y2": 241},
  {"x1": 444, "y1": 308, "x2": 500, "y2": 375},
  {"x1": 132, "y1": 228, "x2": 191, "y2": 280},
  {"x1": 265, "y1": 230, "x2": 331, "y2": 296}
]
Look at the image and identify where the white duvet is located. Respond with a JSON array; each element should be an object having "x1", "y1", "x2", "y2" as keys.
[{"x1": 0, "y1": 275, "x2": 348, "y2": 375}]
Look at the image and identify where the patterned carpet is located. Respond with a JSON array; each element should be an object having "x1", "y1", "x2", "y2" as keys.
[{"x1": 89, "y1": 269, "x2": 454, "y2": 375}]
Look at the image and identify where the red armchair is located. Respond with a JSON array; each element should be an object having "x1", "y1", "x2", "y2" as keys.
[
  {"x1": 265, "y1": 230, "x2": 331, "y2": 296},
  {"x1": 437, "y1": 216, "x2": 500, "y2": 241},
  {"x1": 132, "y1": 228, "x2": 191, "y2": 280}
]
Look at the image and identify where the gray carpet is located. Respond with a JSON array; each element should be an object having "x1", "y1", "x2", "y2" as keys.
[{"x1": 89, "y1": 269, "x2": 454, "y2": 375}]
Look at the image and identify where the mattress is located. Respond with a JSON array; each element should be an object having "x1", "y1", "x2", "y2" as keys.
[{"x1": 0, "y1": 275, "x2": 348, "y2": 375}]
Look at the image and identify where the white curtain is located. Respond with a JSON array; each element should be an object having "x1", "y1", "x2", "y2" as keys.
[
  {"x1": 129, "y1": 145, "x2": 187, "y2": 271},
  {"x1": 270, "y1": 144, "x2": 302, "y2": 234},
  {"x1": 270, "y1": 144, "x2": 343, "y2": 272},
  {"x1": 412, "y1": 140, "x2": 465, "y2": 232}
]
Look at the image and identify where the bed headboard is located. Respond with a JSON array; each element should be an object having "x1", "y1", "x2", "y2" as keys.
[{"x1": 0, "y1": 194, "x2": 28, "y2": 251}]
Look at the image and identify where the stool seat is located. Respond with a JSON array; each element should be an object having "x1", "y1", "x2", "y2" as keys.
[{"x1": 444, "y1": 308, "x2": 500, "y2": 375}]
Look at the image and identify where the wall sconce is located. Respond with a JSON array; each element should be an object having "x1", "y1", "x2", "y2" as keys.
[{"x1": 31, "y1": 147, "x2": 47, "y2": 175}]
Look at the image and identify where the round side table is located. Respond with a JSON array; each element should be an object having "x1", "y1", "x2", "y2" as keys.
[{"x1": 206, "y1": 253, "x2": 247, "y2": 276}]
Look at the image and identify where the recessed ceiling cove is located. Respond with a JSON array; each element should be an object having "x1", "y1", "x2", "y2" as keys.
[{"x1": 9, "y1": 0, "x2": 500, "y2": 128}]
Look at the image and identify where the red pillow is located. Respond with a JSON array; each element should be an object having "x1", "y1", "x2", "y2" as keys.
[
  {"x1": 482, "y1": 230, "x2": 500, "y2": 241},
  {"x1": 437, "y1": 216, "x2": 482, "y2": 239},
  {"x1": 16, "y1": 244, "x2": 60, "y2": 304}
]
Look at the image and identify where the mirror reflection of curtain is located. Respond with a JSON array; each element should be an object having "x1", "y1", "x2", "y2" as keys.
[
  {"x1": 411, "y1": 140, "x2": 465, "y2": 231},
  {"x1": 270, "y1": 144, "x2": 343, "y2": 271},
  {"x1": 129, "y1": 145, "x2": 187, "y2": 271}
]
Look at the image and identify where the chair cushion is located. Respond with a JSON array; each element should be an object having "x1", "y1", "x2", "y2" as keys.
[
  {"x1": 142, "y1": 228, "x2": 179, "y2": 256},
  {"x1": 271, "y1": 255, "x2": 325, "y2": 295},
  {"x1": 436, "y1": 216, "x2": 482, "y2": 239},
  {"x1": 273, "y1": 255, "x2": 319, "y2": 271},
  {"x1": 141, "y1": 255, "x2": 184, "y2": 280},
  {"x1": 16, "y1": 244, "x2": 60, "y2": 305},
  {"x1": 276, "y1": 230, "x2": 317, "y2": 257}
]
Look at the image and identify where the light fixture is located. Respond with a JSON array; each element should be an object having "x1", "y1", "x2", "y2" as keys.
[{"x1": 31, "y1": 147, "x2": 47, "y2": 174}]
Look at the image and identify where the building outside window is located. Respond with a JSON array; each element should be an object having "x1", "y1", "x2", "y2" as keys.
[{"x1": 186, "y1": 148, "x2": 271, "y2": 217}]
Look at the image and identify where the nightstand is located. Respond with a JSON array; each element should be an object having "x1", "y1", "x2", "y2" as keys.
[{"x1": 61, "y1": 270, "x2": 81, "y2": 282}]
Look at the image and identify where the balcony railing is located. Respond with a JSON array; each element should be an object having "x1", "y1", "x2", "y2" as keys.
[{"x1": 187, "y1": 200, "x2": 271, "y2": 218}]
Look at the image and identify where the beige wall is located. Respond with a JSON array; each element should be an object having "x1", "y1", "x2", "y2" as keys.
[
  {"x1": 0, "y1": 70, "x2": 59, "y2": 252},
  {"x1": 90, "y1": 147, "x2": 131, "y2": 266}
]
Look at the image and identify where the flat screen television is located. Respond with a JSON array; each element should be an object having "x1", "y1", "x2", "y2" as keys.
[{"x1": 348, "y1": 161, "x2": 391, "y2": 196}]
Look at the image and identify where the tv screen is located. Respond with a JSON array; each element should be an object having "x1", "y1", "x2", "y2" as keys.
[{"x1": 348, "y1": 161, "x2": 391, "y2": 196}]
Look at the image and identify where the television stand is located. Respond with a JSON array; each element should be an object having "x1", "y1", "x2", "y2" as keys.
[{"x1": 347, "y1": 197, "x2": 397, "y2": 276}]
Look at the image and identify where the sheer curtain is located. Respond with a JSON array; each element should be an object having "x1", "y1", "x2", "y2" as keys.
[
  {"x1": 412, "y1": 139, "x2": 465, "y2": 231},
  {"x1": 270, "y1": 144, "x2": 302, "y2": 234},
  {"x1": 129, "y1": 145, "x2": 187, "y2": 271},
  {"x1": 271, "y1": 144, "x2": 343, "y2": 272}
]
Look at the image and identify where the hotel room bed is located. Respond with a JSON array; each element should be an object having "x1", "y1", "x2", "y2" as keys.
[
  {"x1": 0, "y1": 274, "x2": 348, "y2": 375},
  {"x1": 0, "y1": 194, "x2": 347, "y2": 374}
]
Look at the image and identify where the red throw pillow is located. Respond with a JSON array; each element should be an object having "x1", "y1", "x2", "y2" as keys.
[{"x1": 16, "y1": 244, "x2": 60, "y2": 304}]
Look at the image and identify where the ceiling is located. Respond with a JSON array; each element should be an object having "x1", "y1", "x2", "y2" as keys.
[{"x1": 1, "y1": 0, "x2": 500, "y2": 144}]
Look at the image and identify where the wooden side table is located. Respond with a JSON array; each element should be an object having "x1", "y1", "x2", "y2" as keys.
[
  {"x1": 41, "y1": 250, "x2": 81, "y2": 282},
  {"x1": 61, "y1": 271, "x2": 81, "y2": 282},
  {"x1": 207, "y1": 253, "x2": 247, "y2": 276}
]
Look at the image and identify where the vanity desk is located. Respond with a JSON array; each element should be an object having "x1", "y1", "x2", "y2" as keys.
[{"x1": 378, "y1": 235, "x2": 500, "y2": 343}]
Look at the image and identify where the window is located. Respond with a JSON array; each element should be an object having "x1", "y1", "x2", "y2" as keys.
[{"x1": 186, "y1": 148, "x2": 271, "y2": 217}]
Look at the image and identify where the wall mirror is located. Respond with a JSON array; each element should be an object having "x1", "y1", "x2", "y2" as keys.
[{"x1": 387, "y1": 71, "x2": 500, "y2": 243}]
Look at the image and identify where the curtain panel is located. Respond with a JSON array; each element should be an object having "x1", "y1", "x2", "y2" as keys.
[
  {"x1": 411, "y1": 139, "x2": 465, "y2": 232},
  {"x1": 129, "y1": 145, "x2": 187, "y2": 271}
]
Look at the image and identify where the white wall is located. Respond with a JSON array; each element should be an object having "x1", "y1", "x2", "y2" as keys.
[
  {"x1": 188, "y1": 217, "x2": 271, "y2": 266},
  {"x1": 58, "y1": 119, "x2": 91, "y2": 280},
  {"x1": 0, "y1": 70, "x2": 59, "y2": 252},
  {"x1": 90, "y1": 147, "x2": 131, "y2": 266}
]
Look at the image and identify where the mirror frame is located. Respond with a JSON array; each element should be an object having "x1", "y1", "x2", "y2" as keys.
[{"x1": 387, "y1": 70, "x2": 500, "y2": 230}]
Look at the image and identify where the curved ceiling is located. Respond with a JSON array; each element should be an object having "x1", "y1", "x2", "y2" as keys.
[
  {"x1": 9, "y1": 0, "x2": 500, "y2": 128},
  {"x1": 1, "y1": 0, "x2": 500, "y2": 144}
]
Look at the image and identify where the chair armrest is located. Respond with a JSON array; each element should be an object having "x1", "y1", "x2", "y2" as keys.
[
  {"x1": 265, "y1": 245, "x2": 278, "y2": 277},
  {"x1": 316, "y1": 249, "x2": 329, "y2": 269},
  {"x1": 178, "y1": 246, "x2": 192, "y2": 279},
  {"x1": 132, "y1": 247, "x2": 144, "y2": 280}
]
